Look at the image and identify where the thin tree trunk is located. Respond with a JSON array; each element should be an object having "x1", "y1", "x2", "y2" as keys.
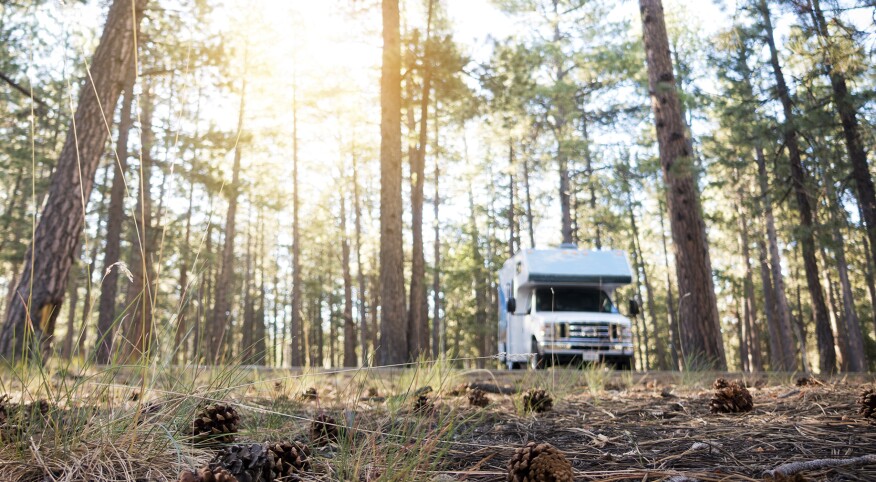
[
  {"x1": 432, "y1": 125, "x2": 441, "y2": 359},
  {"x1": 341, "y1": 189, "x2": 356, "y2": 367},
  {"x1": 241, "y1": 215, "x2": 254, "y2": 363},
  {"x1": 209, "y1": 56, "x2": 247, "y2": 364},
  {"x1": 639, "y1": 0, "x2": 725, "y2": 369},
  {"x1": 581, "y1": 115, "x2": 601, "y2": 249},
  {"x1": 735, "y1": 189, "x2": 763, "y2": 371},
  {"x1": 756, "y1": 146, "x2": 798, "y2": 371},
  {"x1": 657, "y1": 198, "x2": 680, "y2": 370},
  {"x1": 352, "y1": 148, "x2": 369, "y2": 365},
  {"x1": 175, "y1": 176, "x2": 195, "y2": 363},
  {"x1": 290, "y1": 62, "x2": 303, "y2": 367},
  {"x1": 379, "y1": 0, "x2": 408, "y2": 366},
  {"x1": 0, "y1": 0, "x2": 147, "y2": 362},
  {"x1": 253, "y1": 212, "x2": 267, "y2": 365},
  {"x1": 508, "y1": 139, "x2": 516, "y2": 257},
  {"x1": 759, "y1": 0, "x2": 835, "y2": 373},
  {"x1": 806, "y1": 0, "x2": 876, "y2": 277},
  {"x1": 523, "y1": 155, "x2": 535, "y2": 249}
]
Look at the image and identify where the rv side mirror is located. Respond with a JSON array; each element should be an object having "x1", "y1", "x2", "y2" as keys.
[
  {"x1": 628, "y1": 299, "x2": 640, "y2": 316},
  {"x1": 506, "y1": 298, "x2": 517, "y2": 313}
]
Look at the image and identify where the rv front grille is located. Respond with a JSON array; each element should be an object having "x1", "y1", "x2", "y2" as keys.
[{"x1": 566, "y1": 322, "x2": 612, "y2": 342}]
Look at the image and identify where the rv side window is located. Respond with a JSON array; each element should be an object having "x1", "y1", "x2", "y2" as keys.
[{"x1": 534, "y1": 287, "x2": 613, "y2": 313}]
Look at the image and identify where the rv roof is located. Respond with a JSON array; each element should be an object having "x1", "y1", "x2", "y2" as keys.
[{"x1": 520, "y1": 248, "x2": 632, "y2": 285}]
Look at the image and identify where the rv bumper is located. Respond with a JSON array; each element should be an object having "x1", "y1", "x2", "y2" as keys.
[{"x1": 540, "y1": 341, "x2": 634, "y2": 362}]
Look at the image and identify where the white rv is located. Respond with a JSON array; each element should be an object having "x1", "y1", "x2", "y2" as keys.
[{"x1": 497, "y1": 244, "x2": 638, "y2": 369}]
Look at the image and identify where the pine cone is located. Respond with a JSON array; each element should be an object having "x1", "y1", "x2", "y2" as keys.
[
  {"x1": 507, "y1": 441, "x2": 573, "y2": 482},
  {"x1": 298, "y1": 387, "x2": 318, "y2": 401},
  {"x1": 468, "y1": 388, "x2": 490, "y2": 408},
  {"x1": 310, "y1": 413, "x2": 339, "y2": 445},
  {"x1": 710, "y1": 380, "x2": 753, "y2": 413},
  {"x1": 448, "y1": 383, "x2": 470, "y2": 396},
  {"x1": 858, "y1": 388, "x2": 876, "y2": 419},
  {"x1": 178, "y1": 466, "x2": 239, "y2": 482},
  {"x1": 212, "y1": 443, "x2": 273, "y2": 482},
  {"x1": 0, "y1": 394, "x2": 10, "y2": 426},
  {"x1": 522, "y1": 389, "x2": 553, "y2": 413},
  {"x1": 192, "y1": 403, "x2": 240, "y2": 444},
  {"x1": 796, "y1": 376, "x2": 822, "y2": 387},
  {"x1": 413, "y1": 394, "x2": 434, "y2": 415},
  {"x1": 268, "y1": 440, "x2": 311, "y2": 479}
]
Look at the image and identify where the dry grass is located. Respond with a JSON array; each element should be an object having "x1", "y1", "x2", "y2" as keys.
[{"x1": 0, "y1": 365, "x2": 874, "y2": 481}]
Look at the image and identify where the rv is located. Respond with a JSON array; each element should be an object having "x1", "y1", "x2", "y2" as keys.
[{"x1": 497, "y1": 244, "x2": 638, "y2": 369}]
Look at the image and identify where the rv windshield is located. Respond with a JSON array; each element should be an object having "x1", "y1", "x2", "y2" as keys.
[{"x1": 534, "y1": 287, "x2": 613, "y2": 313}]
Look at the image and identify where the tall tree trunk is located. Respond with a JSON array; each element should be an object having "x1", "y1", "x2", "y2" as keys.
[
  {"x1": 756, "y1": 146, "x2": 798, "y2": 371},
  {"x1": 639, "y1": 0, "x2": 725, "y2": 369},
  {"x1": 523, "y1": 155, "x2": 535, "y2": 249},
  {"x1": 209, "y1": 59, "x2": 247, "y2": 364},
  {"x1": 352, "y1": 149, "x2": 369, "y2": 365},
  {"x1": 0, "y1": 0, "x2": 147, "y2": 362},
  {"x1": 379, "y1": 0, "x2": 408, "y2": 366},
  {"x1": 432, "y1": 126, "x2": 441, "y2": 359},
  {"x1": 759, "y1": 0, "x2": 836, "y2": 373},
  {"x1": 821, "y1": 169, "x2": 866, "y2": 371},
  {"x1": 120, "y1": 83, "x2": 156, "y2": 362},
  {"x1": 290, "y1": 64, "x2": 303, "y2": 367},
  {"x1": 341, "y1": 190, "x2": 356, "y2": 367},
  {"x1": 656, "y1": 198, "x2": 680, "y2": 369},
  {"x1": 735, "y1": 189, "x2": 763, "y2": 371},
  {"x1": 581, "y1": 115, "x2": 601, "y2": 249},
  {"x1": 175, "y1": 176, "x2": 195, "y2": 363},
  {"x1": 468, "y1": 187, "x2": 488, "y2": 369},
  {"x1": 61, "y1": 242, "x2": 83, "y2": 360},
  {"x1": 241, "y1": 215, "x2": 254, "y2": 363},
  {"x1": 253, "y1": 212, "x2": 267, "y2": 365},
  {"x1": 805, "y1": 0, "x2": 876, "y2": 276},
  {"x1": 507, "y1": 139, "x2": 516, "y2": 257}
]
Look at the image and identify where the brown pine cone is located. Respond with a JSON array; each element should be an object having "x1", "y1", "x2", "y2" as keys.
[
  {"x1": 298, "y1": 387, "x2": 318, "y2": 401},
  {"x1": 522, "y1": 389, "x2": 553, "y2": 413},
  {"x1": 507, "y1": 441, "x2": 573, "y2": 482},
  {"x1": 858, "y1": 388, "x2": 876, "y2": 419},
  {"x1": 710, "y1": 380, "x2": 753, "y2": 413},
  {"x1": 268, "y1": 440, "x2": 311, "y2": 478},
  {"x1": 178, "y1": 466, "x2": 239, "y2": 482},
  {"x1": 192, "y1": 403, "x2": 240, "y2": 444},
  {"x1": 468, "y1": 388, "x2": 490, "y2": 408},
  {"x1": 212, "y1": 443, "x2": 273, "y2": 482},
  {"x1": 796, "y1": 376, "x2": 822, "y2": 387},
  {"x1": 413, "y1": 394, "x2": 434, "y2": 414},
  {"x1": 310, "y1": 413, "x2": 339, "y2": 445},
  {"x1": 713, "y1": 378, "x2": 731, "y2": 390}
]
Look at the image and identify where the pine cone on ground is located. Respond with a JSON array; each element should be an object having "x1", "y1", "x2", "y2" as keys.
[
  {"x1": 0, "y1": 394, "x2": 10, "y2": 426},
  {"x1": 310, "y1": 413, "x2": 339, "y2": 445},
  {"x1": 268, "y1": 440, "x2": 311, "y2": 479},
  {"x1": 796, "y1": 376, "x2": 822, "y2": 387},
  {"x1": 710, "y1": 379, "x2": 753, "y2": 413},
  {"x1": 298, "y1": 387, "x2": 318, "y2": 401},
  {"x1": 448, "y1": 383, "x2": 469, "y2": 396},
  {"x1": 522, "y1": 389, "x2": 553, "y2": 413},
  {"x1": 468, "y1": 388, "x2": 489, "y2": 408},
  {"x1": 178, "y1": 466, "x2": 239, "y2": 482},
  {"x1": 507, "y1": 441, "x2": 573, "y2": 482},
  {"x1": 413, "y1": 394, "x2": 434, "y2": 415},
  {"x1": 858, "y1": 388, "x2": 876, "y2": 419},
  {"x1": 212, "y1": 443, "x2": 273, "y2": 482},
  {"x1": 192, "y1": 403, "x2": 240, "y2": 444}
]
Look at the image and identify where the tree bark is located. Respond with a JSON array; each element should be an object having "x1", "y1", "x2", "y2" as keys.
[
  {"x1": 209, "y1": 60, "x2": 247, "y2": 364},
  {"x1": 352, "y1": 149, "x2": 369, "y2": 365},
  {"x1": 639, "y1": 0, "x2": 725, "y2": 369},
  {"x1": 0, "y1": 0, "x2": 147, "y2": 362},
  {"x1": 378, "y1": 0, "x2": 408, "y2": 366},
  {"x1": 341, "y1": 190, "x2": 356, "y2": 367},
  {"x1": 432, "y1": 126, "x2": 441, "y2": 359},
  {"x1": 657, "y1": 198, "x2": 680, "y2": 370},
  {"x1": 759, "y1": 0, "x2": 836, "y2": 373},
  {"x1": 806, "y1": 0, "x2": 876, "y2": 279},
  {"x1": 735, "y1": 188, "x2": 763, "y2": 371},
  {"x1": 289, "y1": 63, "x2": 304, "y2": 367},
  {"x1": 120, "y1": 82, "x2": 156, "y2": 363},
  {"x1": 523, "y1": 155, "x2": 535, "y2": 249},
  {"x1": 408, "y1": 0, "x2": 433, "y2": 361}
]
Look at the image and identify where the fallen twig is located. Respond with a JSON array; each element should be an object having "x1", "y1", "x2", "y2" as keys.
[{"x1": 765, "y1": 454, "x2": 876, "y2": 477}]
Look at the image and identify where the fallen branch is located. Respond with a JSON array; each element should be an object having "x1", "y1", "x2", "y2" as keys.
[{"x1": 765, "y1": 454, "x2": 876, "y2": 477}]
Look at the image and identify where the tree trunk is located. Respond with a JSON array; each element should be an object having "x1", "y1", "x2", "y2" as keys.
[
  {"x1": 378, "y1": 0, "x2": 408, "y2": 366},
  {"x1": 175, "y1": 176, "x2": 195, "y2": 363},
  {"x1": 756, "y1": 146, "x2": 798, "y2": 371},
  {"x1": 735, "y1": 189, "x2": 763, "y2": 371},
  {"x1": 581, "y1": 115, "x2": 601, "y2": 249},
  {"x1": 60, "y1": 242, "x2": 83, "y2": 360},
  {"x1": 289, "y1": 64, "x2": 304, "y2": 367},
  {"x1": 209, "y1": 61, "x2": 247, "y2": 364},
  {"x1": 432, "y1": 127, "x2": 441, "y2": 359},
  {"x1": 408, "y1": 1, "x2": 433, "y2": 361},
  {"x1": 120, "y1": 83, "x2": 156, "y2": 362},
  {"x1": 638, "y1": 0, "x2": 725, "y2": 369},
  {"x1": 341, "y1": 190, "x2": 356, "y2": 367},
  {"x1": 759, "y1": 0, "x2": 836, "y2": 373},
  {"x1": 657, "y1": 198, "x2": 680, "y2": 370},
  {"x1": 352, "y1": 149, "x2": 369, "y2": 365},
  {"x1": 508, "y1": 139, "x2": 516, "y2": 257},
  {"x1": 821, "y1": 168, "x2": 867, "y2": 371},
  {"x1": 523, "y1": 155, "x2": 535, "y2": 249},
  {"x1": 241, "y1": 215, "x2": 254, "y2": 363},
  {"x1": 0, "y1": 0, "x2": 147, "y2": 362},
  {"x1": 468, "y1": 187, "x2": 488, "y2": 369},
  {"x1": 806, "y1": 0, "x2": 876, "y2": 277},
  {"x1": 252, "y1": 212, "x2": 267, "y2": 365}
]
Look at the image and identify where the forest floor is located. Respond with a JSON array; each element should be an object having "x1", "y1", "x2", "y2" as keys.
[{"x1": 0, "y1": 365, "x2": 874, "y2": 481}]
